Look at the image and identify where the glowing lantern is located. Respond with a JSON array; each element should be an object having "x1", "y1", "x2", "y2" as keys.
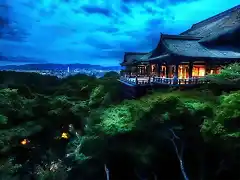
[
  {"x1": 61, "y1": 132, "x2": 69, "y2": 139},
  {"x1": 21, "y1": 139, "x2": 29, "y2": 145}
]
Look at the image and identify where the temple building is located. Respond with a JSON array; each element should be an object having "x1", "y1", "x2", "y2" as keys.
[{"x1": 120, "y1": 5, "x2": 240, "y2": 87}]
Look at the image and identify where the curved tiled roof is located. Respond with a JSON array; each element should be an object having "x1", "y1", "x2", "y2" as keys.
[
  {"x1": 139, "y1": 52, "x2": 153, "y2": 61},
  {"x1": 121, "y1": 52, "x2": 148, "y2": 65},
  {"x1": 121, "y1": 5, "x2": 240, "y2": 66},
  {"x1": 181, "y1": 5, "x2": 240, "y2": 37},
  {"x1": 148, "y1": 54, "x2": 170, "y2": 61},
  {"x1": 199, "y1": 24, "x2": 240, "y2": 45},
  {"x1": 161, "y1": 36, "x2": 240, "y2": 59}
]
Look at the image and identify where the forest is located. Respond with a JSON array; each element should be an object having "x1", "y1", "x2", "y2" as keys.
[{"x1": 0, "y1": 64, "x2": 239, "y2": 180}]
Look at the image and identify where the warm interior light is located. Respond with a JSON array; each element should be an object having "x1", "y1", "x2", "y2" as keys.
[
  {"x1": 199, "y1": 68, "x2": 205, "y2": 76},
  {"x1": 61, "y1": 132, "x2": 69, "y2": 139},
  {"x1": 216, "y1": 68, "x2": 221, "y2": 74},
  {"x1": 178, "y1": 65, "x2": 189, "y2": 79},
  {"x1": 193, "y1": 66, "x2": 206, "y2": 77}
]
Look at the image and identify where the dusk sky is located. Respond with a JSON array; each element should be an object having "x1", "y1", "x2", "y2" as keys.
[{"x1": 0, "y1": 0, "x2": 239, "y2": 66}]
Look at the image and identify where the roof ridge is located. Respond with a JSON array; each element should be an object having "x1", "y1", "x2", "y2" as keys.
[
  {"x1": 161, "y1": 34, "x2": 203, "y2": 40},
  {"x1": 124, "y1": 52, "x2": 148, "y2": 55},
  {"x1": 181, "y1": 4, "x2": 240, "y2": 35},
  {"x1": 192, "y1": 4, "x2": 240, "y2": 29}
]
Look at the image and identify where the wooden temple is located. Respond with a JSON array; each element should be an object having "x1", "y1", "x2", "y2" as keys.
[{"x1": 119, "y1": 5, "x2": 240, "y2": 98}]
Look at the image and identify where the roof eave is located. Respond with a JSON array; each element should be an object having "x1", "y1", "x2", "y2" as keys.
[
  {"x1": 167, "y1": 53, "x2": 240, "y2": 59},
  {"x1": 148, "y1": 54, "x2": 171, "y2": 61}
]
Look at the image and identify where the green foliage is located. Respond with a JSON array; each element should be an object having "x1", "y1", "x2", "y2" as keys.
[
  {"x1": 0, "y1": 157, "x2": 22, "y2": 179},
  {"x1": 0, "y1": 121, "x2": 43, "y2": 153},
  {"x1": 0, "y1": 88, "x2": 35, "y2": 123},
  {"x1": 98, "y1": 91, "x2": 215, "y2": 136},
  {"x1": 99, "y1": 104, "x2": 134, "y2": 135},
  {"x1": 127, "y1": 145, "x2": 156, "y2": 166},
  {"x1": 217, "y1": 63, "x2": 240, "y2": 80},
  {"x1": 0, "y1": 71, "x2": 60, "y2": 95},
  {"x1": 88, "y1": 85, "x2": 105, "y2": 107},
  {"x1": 0, "y1": 114, "x2": 8, "y2": 124},
  {"x1": 101, "y1": 71, "x2": 120, "y2": 79},
  {"x1": 184, "y1": 100, "x2": 213, "y2": 118},
  {"x1": 201, "y1": 91, "x2": 240, "y2": 141},
  {"x1": 217, "y1": 91, "x2": 240, "y2": 125},
  {"x1": 0, "y1": 70, "x2": 239, "y2": 180},
  {"x1": 55, "y1": 74, "x2": 99, "y2": 99},
  {"x1": 206, "y1": 63, "x2": 240, "y2": 91}
]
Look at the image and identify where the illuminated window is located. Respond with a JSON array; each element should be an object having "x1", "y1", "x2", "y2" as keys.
[
  {"x1": 161, "y1": 66, "x2": 166, "y2": 77},
  {"x1": 192, "y1": 65, "x2": 206, "y2": 77},
  {"x1": 168, "y1": 65, "x2": 175, "y2": 78},
  {"x1": 216, "y1": 67, "x2": 221, "y2": 74},
  {"x1": 151, "y1": 64, "x2": 157, "y2": 73},
  {"x1": 178, "y1": 65, "x2": 189, "y2": 79},
  {"x1": 199, "y1": 68, "x2": 205, "y2": 76}
]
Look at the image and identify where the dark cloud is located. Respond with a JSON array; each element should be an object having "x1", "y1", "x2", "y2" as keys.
[
  {"x1": 20, "y1": 1, "x2": 36, "y2": 9},
  {"x1": 0, "y1": 55, "x2": 47, "y2": 63},
  {"x1": 0, "y1": 1, "x2": 29, "y2": 42},
  {"x1": 96, "y1": 27, "x2": 119, "y2": 33},
  {"x1": 85, "y1": 37, "x2": 115, "y2": 49},
  {"x1": 121, "y1": 0, "x2": 152, "y2": 3},
  {"x1": 120, "y1": 4, "x2": 131, "y2": 14},
  {"x1": 0, "y1": 0, "x2": 239, "y2": 66},
  {"x1": 147, "y1": 18, "x2": 164, "y2": 27},
  {"x1": 81, "y1": 5, "x2": 112, "y2": 17},
  {"x1": 94, "y1": 49, "x2": 124, "y2": 59},
  {"x1": 0, "y1": 22, "x2": 29, "y2": 42}
]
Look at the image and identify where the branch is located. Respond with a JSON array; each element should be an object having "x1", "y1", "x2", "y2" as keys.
[
  {"x1": 215, "y1": 159, "x2": 228, "y2": 176},
  {"x1": 169, "y1": 128, "x2": 180, "y2": 139},
  {"x1": 152, "y1": 172, "x2": 158, "y2": 180},
  {"x1": 104, "y1": 164, "x2": 110, "y2": 180},
  {"x1": 134, "y1": 168, "x2": 148, "y2": 180},
  {"x1": 80, "y1": 85, "x2": 88, "y2": 91},
  {"x1": 168, "y1": 129, "x2": 189, "y2": 180},
  {"x1": 66, "y1": 124, "x2": 83, "y2": 157}
]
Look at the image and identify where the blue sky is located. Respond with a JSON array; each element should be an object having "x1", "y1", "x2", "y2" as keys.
[{"x1": 0, "y1": 0, "x2": 239, "y2": 66}]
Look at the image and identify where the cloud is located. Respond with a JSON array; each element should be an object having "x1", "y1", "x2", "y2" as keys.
[{"x1": 0, "y1": 0, "x2": 239, "y2": 66}]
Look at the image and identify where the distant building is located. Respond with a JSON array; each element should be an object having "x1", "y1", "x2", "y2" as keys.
[
  {"x1": 67, "y1": 66, "x2": 70, "y2": 73},
  {"x1": 120, "y1": 4, "x2": 240, "y2": 86}
]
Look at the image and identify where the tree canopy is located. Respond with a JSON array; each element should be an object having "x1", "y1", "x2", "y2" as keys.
[{"x1": 0, "y1": 68, "x2": 239, "y2": 180}]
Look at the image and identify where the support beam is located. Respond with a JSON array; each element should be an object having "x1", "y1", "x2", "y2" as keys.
[
  {"x1": 147, "y1": 65, "x2": 151, "y2": 76},
  {"x1": 166, "y1": 64, "x2": 169, "y2": 78},
  {"x1": 157, "y1": 64, "x2": 161, "y2": 76},
  {"x1": 175, "y1": 64, "x2": 179, "y2": 78},
  {"x1": 189, "y1": 62, "x2": 193, "y2": 78}
]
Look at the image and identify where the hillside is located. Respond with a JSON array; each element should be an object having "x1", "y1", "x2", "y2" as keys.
[{"x1": 0, "y1": 65, "x2": 239, "y2": 180}]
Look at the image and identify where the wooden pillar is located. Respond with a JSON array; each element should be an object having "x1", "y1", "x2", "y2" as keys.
[
  {"x1": 189, "y1": 61, "x2": 193, "y2": 78},
  {"x1": 205, "y1": 60, "x2": 210, "y2": 75},
  {"x1": 148, "y1": 65, "x2": 151, "y2": 76},
  {"x1": 150, "y1": 64, "x2": 153, "y2": 76},
  {"x1": 175, "y1": 64, "x2": 179, "y2": 78},
  {"x1": 166, "y1": 64, "x2": 169, "y2": 78},
  {"x1": 157, "y1": 63, "x2": 161, "y2": 77},
  {"x1": 132, "y1": 66, "x2": 135, "y2": 76},
  {"x1": 145, "y1": 65, "x2": 148, "y2": 76}
]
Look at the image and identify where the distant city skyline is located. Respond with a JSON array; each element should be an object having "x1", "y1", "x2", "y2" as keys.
[{"x1": 0, "y1": 0, "x2": 239, "y2": 66}]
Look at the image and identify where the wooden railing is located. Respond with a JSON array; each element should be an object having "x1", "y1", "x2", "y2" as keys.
[
  {"x1": 119, "y1": 76, "x2": 208, "y2": 86},
  {"x1": 153, "y1": 77, "x2": 207, "y2": 85}
]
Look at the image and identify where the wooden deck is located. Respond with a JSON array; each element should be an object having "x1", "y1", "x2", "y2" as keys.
[
  {"x1": 119, "y1": 76, "x2": 208, "y2": 87},
  {"x1": 119, "y1": 76, "x2": 208, "y2": 99}
]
